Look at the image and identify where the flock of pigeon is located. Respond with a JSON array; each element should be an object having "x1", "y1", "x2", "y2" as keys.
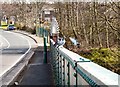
[{"x1": 51, "y1": 16, "x2": 80, "y2": 47}]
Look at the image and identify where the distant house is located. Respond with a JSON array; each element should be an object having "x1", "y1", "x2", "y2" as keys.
[{"x1": 40, "y1": 4, "x2": 55, "y2": 22}]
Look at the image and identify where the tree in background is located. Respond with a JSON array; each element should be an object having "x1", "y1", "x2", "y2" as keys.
[{"x1": 54, "y1": 2, "x2": 120, "y2": 50}]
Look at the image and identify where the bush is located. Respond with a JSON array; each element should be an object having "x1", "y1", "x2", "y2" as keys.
[
  {"x1": 79, "y1": 48, "x2": 120, "y2": 74},
  {"x1": 25, "y1": 27, "x2": 36, "y2": 34},
  {"x1": 15, "y1": 21, "x2": 36, "y2": 34}
]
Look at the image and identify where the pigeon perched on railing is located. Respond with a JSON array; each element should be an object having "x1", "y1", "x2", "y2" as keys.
[{"x1": 57, "y1": 37, "x2": 65, "y2": 47}]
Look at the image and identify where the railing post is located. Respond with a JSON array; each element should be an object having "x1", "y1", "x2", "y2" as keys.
[
  {"x1": 67, "y1": 62, "x2": 70, "y2": 86},
  {"x1": 42, "y1": 28, "x2": 44, "y2": 37},
  {"x1": 59, "y1": 55, "x2": 62, "y2": 85},
  {"x1": 74, "y1": 62, "x2": 78, "y2": 87},
  {"x1": 46, "y1": 31, "x2": 49, "y2": 43},
  {"x1": 40, "y1": 28, "x2": 42, "y2": 37},
  {"x1": 53, "y1": 48, "x2": 59, "y2": 85},
  {"x1": 43, "y1": 36, "x2": 47, "y2": 63},
  {"x1": 62, "y1": 58, "x2": 65, "y2": 85}
]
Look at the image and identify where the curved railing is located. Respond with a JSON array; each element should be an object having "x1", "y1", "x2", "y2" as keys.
[
  {"x1": 37, "y1": 27, "x2": 49, "y2": 42},
  {"x1": 37, "y1": 25, "x2": 119, "y2": 86},
  {"x1": 50, "y1": 39, "x2": 119, "y2": 86}
]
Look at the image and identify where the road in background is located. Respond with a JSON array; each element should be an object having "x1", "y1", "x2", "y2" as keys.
[{"x1": 0, "y1": 29, "x2": 37, "y2": 77}]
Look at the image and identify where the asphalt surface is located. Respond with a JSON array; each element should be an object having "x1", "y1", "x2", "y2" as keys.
[
  {"x1": 19, "y1": 50, "x2": 54, "y2": 85},
  {"x1": 0, "y1": 29, "x2": 37, "y2": 78}
]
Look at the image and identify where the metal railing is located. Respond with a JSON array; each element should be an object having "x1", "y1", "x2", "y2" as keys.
[
  {"x1": 50, "y1": 39, "x2": 119, "y2": 86},
  {"x1": 37, "y1": 27, "x2": 49, "y2": 43},
  {"x1": 37, "y1": 26, "x2": 119, "y2": 87},
  {"x1": 37, "y1": 27, "x2": 49, "y2": 63},
  {"x1": 50, "y1": 39, "x2": 99, "y2": 86}
]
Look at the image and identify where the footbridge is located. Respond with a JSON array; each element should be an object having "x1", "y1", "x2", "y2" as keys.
[
  {"x1": 0, "y1": 17, "x2": 119, "y2": 87},
  {"x1": 34, "y1": 19, "x2": 119, "y2": 86}
]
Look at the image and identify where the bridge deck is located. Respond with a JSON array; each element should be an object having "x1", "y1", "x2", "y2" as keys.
[{"x1": 19, "y1": 48, "x2": 54, "y2": 85}]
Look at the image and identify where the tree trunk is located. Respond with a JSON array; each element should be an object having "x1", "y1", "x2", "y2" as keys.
[
  {"x1": 80, "y1": 3, "x2": 89, "y2": 47},
  {"x1": 93, "y1": 2, "x2": 102, "y2": 48}
]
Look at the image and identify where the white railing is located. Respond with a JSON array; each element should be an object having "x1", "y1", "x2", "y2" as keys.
[{"x1": 50, "y1": 39, "x2": 120, "y2": 86}]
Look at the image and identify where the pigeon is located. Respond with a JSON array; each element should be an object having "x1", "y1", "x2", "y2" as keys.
[
  {"x1": 69, "y1": 37, "x2": 80, "y2": 48},
  {"x1": 69, "y1": 37, "x2": 78, "y2": 45},
  {"x1": 57, "y1": 37, "x2": 66, "y2": 47}
]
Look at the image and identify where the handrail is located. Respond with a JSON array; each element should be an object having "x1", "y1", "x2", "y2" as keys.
[
  {"x1": 37, "y1": 27, "x2": 119, "y2": 86},
  {"x1": 37, "y1": 27, "x2": 49, "y2": 42},
  {"x1": 37, "y1": 27, "x2": 49, "y2": 63},
  {"x1": 50, "y1": 39, "x2": 119, "y2": 86}
]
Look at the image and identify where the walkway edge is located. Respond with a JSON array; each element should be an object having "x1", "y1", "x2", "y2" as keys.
[{"x1": 1, "y1": 50, "x2": 35, "y2": 86}]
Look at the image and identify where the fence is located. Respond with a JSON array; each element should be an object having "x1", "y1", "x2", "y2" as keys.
[
  {"x1": 37, "y1": 27, "x2": 119, "y2": 86},
  {"x1": 37, "y1": 27, "x2": 49, "y2": 43},
  {"x1": 50, "y1": 39, "x2": 119, "y2": 86}
]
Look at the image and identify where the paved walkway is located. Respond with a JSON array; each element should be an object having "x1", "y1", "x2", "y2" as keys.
[{"x1": 19, "y1": 49, "x2": 54, "y2": 85}]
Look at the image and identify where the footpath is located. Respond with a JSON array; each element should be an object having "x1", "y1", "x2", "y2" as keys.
[{"x1": 12, "y1": 30, "x2": 54, "y2": 86}]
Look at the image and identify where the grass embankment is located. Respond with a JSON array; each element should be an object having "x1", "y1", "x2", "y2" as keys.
[{"x1": 79, "y1": 48, "x2": 120, "y2": 75}]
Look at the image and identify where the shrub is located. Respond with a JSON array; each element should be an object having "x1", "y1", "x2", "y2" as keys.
[{"x1": 79, "y1": 48, "x2": 120, "y2": 74}]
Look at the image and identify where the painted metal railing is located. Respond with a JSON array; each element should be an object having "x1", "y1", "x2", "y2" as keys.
[
  {"x1": 37, "y1": 27, "x2": 119, "y2": 86},
  {"x1": 37, "y1": 27, "x2": 49, "y2": 43},
  {"x1": 50, "y1": 39, "x2": 119, "y2": 86},
  {"x1": 50, "y1": 40, "x2": 99, "y2": 86},
  {"x1": 37, "y1": 27, "x2": 49, "y2": 63}
]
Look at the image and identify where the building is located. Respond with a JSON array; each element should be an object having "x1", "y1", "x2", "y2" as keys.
[{"x1": 40, "y1": 4, "x2": 55, "y2": 22}]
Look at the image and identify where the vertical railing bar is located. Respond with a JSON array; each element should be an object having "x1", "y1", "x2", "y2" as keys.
[
  {"x1": 56, "y1": 50, "x2": 59, "y2": 85},
  {"x1": 59, "y1": 54, "x2": 62, "y2": 85},
  {"x1": 47, "y1": 31, "x2": 48, "y2": 43},
  {"x1": 67, "y1": 62, "x2": 70, "y2": 87},
  {"x1": 74, "y1": 61, "x2": 99, "y2": 87},
  {"x1": 74, "y1": 62, "x2": 78, "y2": 87},
  {"x1": 53, "y1": 47, "x2": 57, "y2": 85},
  {"x1": 55, "y1": 49, "x2": 57, "y2": 85},
  {"x1": 63, "y1": 58, "x2": 65, "y2": 85}
]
